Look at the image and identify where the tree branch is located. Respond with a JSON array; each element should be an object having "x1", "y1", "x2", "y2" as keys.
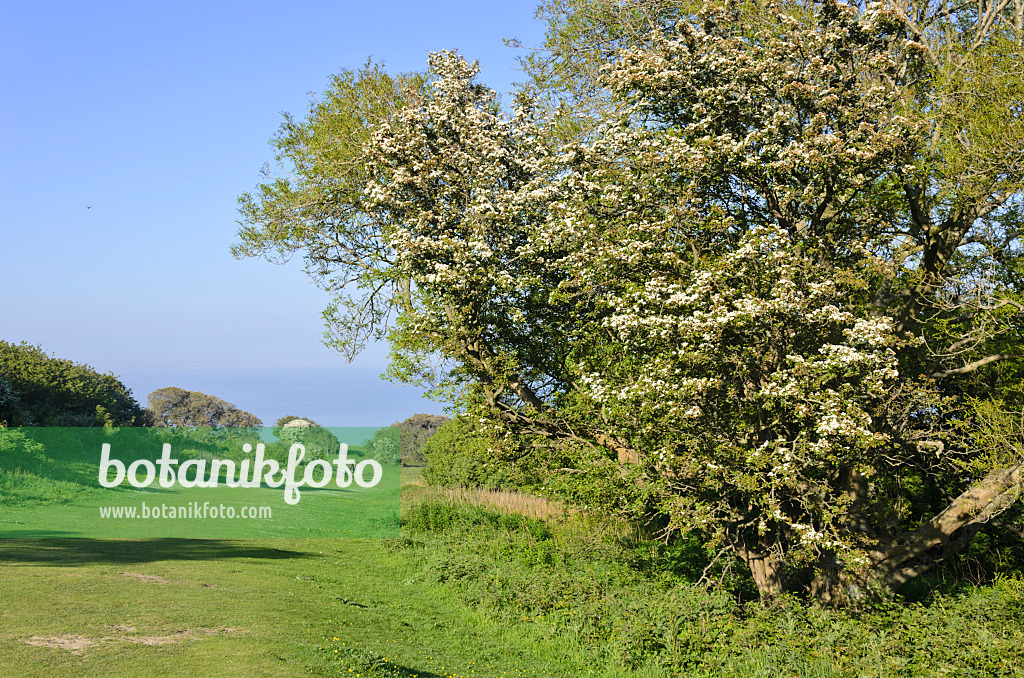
[
  {"x1": 930, "y1": 353, "x2": 1019, "y2": 378},
  {"x1": 872, "y1": 461, "x2": 1023, "y2": 590}
]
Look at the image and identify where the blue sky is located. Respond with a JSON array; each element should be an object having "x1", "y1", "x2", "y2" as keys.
[{"x1": 1, "y1": 0, "x2": 548, "y2": 426}]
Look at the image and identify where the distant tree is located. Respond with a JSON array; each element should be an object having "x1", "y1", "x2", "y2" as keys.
[
  {"x1": 0, "y1": 341, "x2": 148, "y2": 426},
  {"x1": 271, "y1": 415, "x2": 314, "y2": 440},
  {"x1": 273, "y1": 416, "x2": 340, "y2": 461},
  {"x1": 273, "y1": 415, "x2": 303, "y2": 433},
  {"x1": 146, "y1": 387, "x2": 262, "y2": 428},
  {"x1": 396, "y1": 413, "x2": 450, "y2": 465}
]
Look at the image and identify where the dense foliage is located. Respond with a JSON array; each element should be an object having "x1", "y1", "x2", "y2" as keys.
[
  {"x1": 270, "y1": 416, "x2": 342, "y2": 462},
  {"x1": 0, "y1": 340, "x2": 148, "y2": 427},
  {"x1": 399, "y1": 493, "x2": 1024, "y2": 675},
  {"x1": 421, "y1": 415, "x2": 547, "y2": 488},
  {"x1": 396, "y1": 413, "x2": 449, "y2": 464},
  {"x1": 237, "y1": 0, "x2": 1024, "y2": 600},
  {"x1": 146, "y1": 386, "x2": 262, "y2": 428}
]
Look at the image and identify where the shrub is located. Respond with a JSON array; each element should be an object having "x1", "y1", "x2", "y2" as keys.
[
  {"x1": 398, "y1": 493, "x2": 1024, "y2": 675},
  {"x1": 420, "y1": 415, "x2": 551, "y2": 490},
  {"x1": 0, "y1": 341, "x2": 148, "y2": 426}
]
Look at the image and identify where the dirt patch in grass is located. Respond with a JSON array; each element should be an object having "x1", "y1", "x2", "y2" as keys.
[
  {"x1": 23, "y1": 635, "x2": 96, "y2": 655},
  {"x1": 104, "y1": 624, "x2": 136, "y2": 632},
  {"x1": 120, "y1": 572, "x2": 168, "y2": 583},
  {"x1": 21, "y1": 627, "x2": 242, "y2": 653},
  {"x1": 124, "y1": 627, "x2": 241, "y2": 645}
]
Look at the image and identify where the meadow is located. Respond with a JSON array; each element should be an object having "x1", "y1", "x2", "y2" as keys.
[
  {"x1": 0, "y1": 427, "x2": 399, "y2": 539},
  {"x1": 1, "y1": 466, "x2": 1023, "y2": 677}
]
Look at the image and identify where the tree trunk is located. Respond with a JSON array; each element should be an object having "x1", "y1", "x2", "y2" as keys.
[
  {"x1": 736, "y1": 543, "x2": 785, "y2": 598},
  {"x1": 869, "y1": 461, "x2": 1022, "y2": 594},
  {"x1": 810, "y1": 550, "x2": 869, "y2": 606},
  {"x1": 810, "y1": 552, "x2": 843, "y2": 604}
]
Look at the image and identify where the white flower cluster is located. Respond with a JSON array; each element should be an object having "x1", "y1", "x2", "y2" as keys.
[{"x1": 356, "y1": 2, "x2": 939, "y2": 560}]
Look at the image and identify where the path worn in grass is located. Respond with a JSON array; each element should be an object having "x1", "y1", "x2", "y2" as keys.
[
  {"x1": 0, "y1": 467, "x2": 580, "y2": 677},
  {"x1": 0, "y1": 536, "x2": 572, "y2": 677}
]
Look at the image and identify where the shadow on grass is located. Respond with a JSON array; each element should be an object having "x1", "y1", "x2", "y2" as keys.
[
  {"x1": 327, "y1": 652, "x2": 444, "y2": 678},
  {"x1": 0, "y1": 538, "x2": 314, "y2": 566},
  {"x1": 368, "y1": 664, "x2": 442, "y2": 678}
]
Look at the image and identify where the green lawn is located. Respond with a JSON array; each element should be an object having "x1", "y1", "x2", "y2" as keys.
[
  {"x1": 0, "y1": 535, "x2": 581, "y2": 678},
  {"x1": 0, "y1": 466, "x2": 575, "y2": 678},
  {"x1": 2, "y1": 466, "x2": 1022, "y2": 678}
]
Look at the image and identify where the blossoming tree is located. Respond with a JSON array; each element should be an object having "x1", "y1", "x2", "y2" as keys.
[{"x1": 237, "y1": 0, "x2": 1024, "y2": 601}]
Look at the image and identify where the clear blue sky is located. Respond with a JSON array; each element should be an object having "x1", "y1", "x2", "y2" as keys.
[{"x1": 0, "y1": 0, "x2": 548, "y2": 426}]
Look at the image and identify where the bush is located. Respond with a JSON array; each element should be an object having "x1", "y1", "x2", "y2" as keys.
[
  {"x1": 0, "y1": 341, "x2": 148, "y2": 426},
  {"x1": 0, "y1": 375, "x2": 21, "y2": 426},
  {"x1": 420, "y1": 415, "x2": 549, "y2": 489},
  {"x1": 276, "y1": 422, "x2": 340, "y2": 462},
  {"x1": 362, "y1": 425, "x2": 401, "y2": 464}
]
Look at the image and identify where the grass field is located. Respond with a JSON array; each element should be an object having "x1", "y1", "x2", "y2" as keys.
[
  {"x1": 0, "y1": 427, "x2": 400, "y2": 539},
  {"x1": 0, "y1": 536, "x2": 578, "y2": 678},
  {"x1": 0, "y1": 467, "x2": 576, "y2": 678},
  {"x1": 1, "y1": 466, "x2": 1023, "y2": 677}
]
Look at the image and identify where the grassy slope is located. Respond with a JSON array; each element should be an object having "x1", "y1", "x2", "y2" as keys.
[
  {"x1": 0, "y1": 467, "x2": 574, "y2": 678},
  {"x1": 0, "y1": 537, "x2": 574, "y2": 678},
  {"x1": 1, "y1": 466, "x2": 1022, "y2": 677}
]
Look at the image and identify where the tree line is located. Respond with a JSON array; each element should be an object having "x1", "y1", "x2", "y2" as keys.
[{"x1": 1, "y1": 339, "x2": 444, "y2": 465}]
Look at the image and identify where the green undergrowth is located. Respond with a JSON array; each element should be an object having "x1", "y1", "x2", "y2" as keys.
[
  {"x1": 390, "y1": 494, "x2": 1024, "y2": 677},
  {"x1": 0, "y1": 468, "x2": 97, "y2": 507}
]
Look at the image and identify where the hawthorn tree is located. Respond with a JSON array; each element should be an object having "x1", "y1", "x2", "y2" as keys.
[
  {"x1": 237, "y1": 0, "x2": 1024, "y2": 601},
  {"x1": 146, "y1": 387, "x2": 262, "y2": 428},
  {"x1": 511, "y1": 0, "x2": 1024, "y2": 599}
]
